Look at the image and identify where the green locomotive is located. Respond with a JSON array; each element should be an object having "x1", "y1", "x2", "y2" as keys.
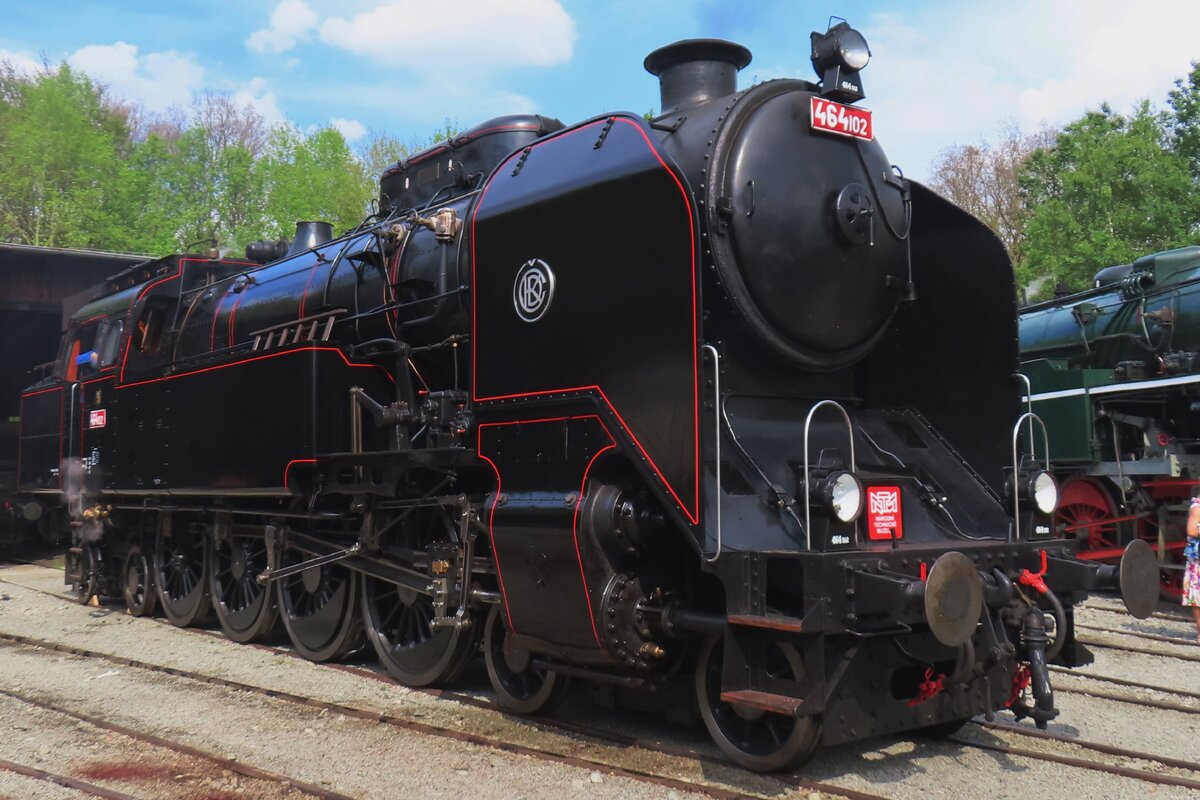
[{"x1": 1019, "y1": 246, "x2": 1200, "y2": 598}]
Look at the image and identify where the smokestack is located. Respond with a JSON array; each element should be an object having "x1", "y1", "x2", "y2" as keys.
[
  {"x1": 644, "y1": 39, "x2": 752, "y2": 116},
  {"x1": 286, "y1": 221, "x2": 334, "y2": 257}
]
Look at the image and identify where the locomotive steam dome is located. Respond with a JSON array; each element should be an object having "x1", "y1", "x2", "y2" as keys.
[{"x1": 647, "y1": 39, "x2": 911, "y2": 371}]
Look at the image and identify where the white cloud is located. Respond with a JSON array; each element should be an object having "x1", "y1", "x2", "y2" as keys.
[
  {"x1": 0, "y1": 48, "x2": 40, "y2": 75},
  {"x1": 852, "y1": 0, "x2": 1200, "y2": 180},
  {"x1": 67, "y1": 42, "x2": 203, "y2": 112},
  {"x1": 246, "y1": 0, "x2": 319, "y2": 54},
  {"x1": 321, "y1": 0, "x2": 575, "y2": 68},
  {"x1": 330, "y1": 117, "x2": 366, "y2": 141},
  {"x1": 233, "y1": 77, "x2": 285, "y2": 126}
]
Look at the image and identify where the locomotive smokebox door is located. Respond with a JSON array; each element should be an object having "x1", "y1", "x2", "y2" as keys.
[{"x1": 472, "y1": 113, "x2": 701, "y2": 528}]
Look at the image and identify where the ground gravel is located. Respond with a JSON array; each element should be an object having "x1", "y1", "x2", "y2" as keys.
[{"x1": 3, "y1": 564, "x2": 1200, "y2": 799}]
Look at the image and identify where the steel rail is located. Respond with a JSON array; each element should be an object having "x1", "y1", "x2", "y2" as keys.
[
  {"x1": 0, "y1": 685, "x2": 351, "y2": 800},
  {"x1": 0, "y1": 757, "x2": 140, "y2": 800}
]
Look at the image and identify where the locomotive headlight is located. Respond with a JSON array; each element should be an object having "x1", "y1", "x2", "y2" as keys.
[
  {"x1": 836, "y1": 28, "x2": 871, "y2": 70},
  {"x1": 810, "y1": 19, "x2": 871, "y2": 103},
  {"x1": 824, "y1": 470, "x2": 864, "y2": 523},
  {"x1": 1029, "y1": 470, "x2": 1059, "y2": 515}
]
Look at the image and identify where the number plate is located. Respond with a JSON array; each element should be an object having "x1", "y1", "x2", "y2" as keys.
[{"x1": 810, "y1": 96, "x2": 873, "y2": 141}]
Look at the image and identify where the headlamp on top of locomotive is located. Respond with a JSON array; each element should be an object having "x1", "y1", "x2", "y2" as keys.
[{"x1": 811, "y1": 18, "x2": 871, "y2": 102}]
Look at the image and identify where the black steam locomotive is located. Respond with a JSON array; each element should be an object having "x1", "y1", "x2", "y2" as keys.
[{"x1": 17, "y1": 22, "x2": 1157, "y2": 771}]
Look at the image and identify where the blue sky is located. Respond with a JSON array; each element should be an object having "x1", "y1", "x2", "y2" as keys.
[{"x1": 2, "y1": 1, "x2": 1198, "y2": 180}]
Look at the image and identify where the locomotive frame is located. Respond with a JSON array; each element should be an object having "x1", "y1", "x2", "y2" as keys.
[{"x1": 16, "y1": 23, "x2": 1159, "y2": 772}]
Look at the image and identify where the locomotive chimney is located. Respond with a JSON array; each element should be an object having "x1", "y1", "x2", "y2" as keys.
[
  {"x1": 644, "y1": 38, "x2": 752, "y2": 116},
  {"x1": 286, "y1": 221, "x2": 334, "y2": 257}
]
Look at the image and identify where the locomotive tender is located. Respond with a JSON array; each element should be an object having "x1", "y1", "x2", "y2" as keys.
[
  {"x1": 17, "y1": 22, "x2": 1157, "y2": 771},
  {"x1": 1021, "y1": 246, "x2": 1200, "y2": 601}
]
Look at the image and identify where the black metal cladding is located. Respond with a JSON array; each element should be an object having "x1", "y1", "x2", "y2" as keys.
[
  {"x1": 379, "y1": 114, "x2": 564, "y2": 213},
  {"x1": 471, "y1": 114, "x2": 701, "y2": 526}
]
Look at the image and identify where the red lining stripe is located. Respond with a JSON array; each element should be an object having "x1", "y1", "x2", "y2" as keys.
[
  {"x1": 117, "y1": 346, "x2": 392, "y2": 390},
  {"x1": 477, "y1": 414, "x2": 614, "y2": 654},
  {"x1": 469, "y1": 116, "x2": 700, "y2": 525},
  {"x1": 283, "y1": 458, "x2": 318, "y2": 489}
]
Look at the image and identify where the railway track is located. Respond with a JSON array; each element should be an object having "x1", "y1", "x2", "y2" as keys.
[
  {"x1": 0, "y1": 684, "x2": 349, "y2": 800},
  {"x1": 0, "y1": 756, "x2": 141, "y2": 800},
  {"x1": 4, "y1": 567, "x2": 1200, "y2": 798}
]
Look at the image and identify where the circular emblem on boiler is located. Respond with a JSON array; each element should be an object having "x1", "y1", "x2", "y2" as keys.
[{"x1": 513, "y1": 258, "x2": 555, "y2": 322}]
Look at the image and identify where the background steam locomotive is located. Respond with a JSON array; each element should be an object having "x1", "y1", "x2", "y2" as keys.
[
  {"x1": 1020, "y1": 246, "x2": 1200, "y2": 601},
  {"x1": 16, "y1": 21, "x2": 1157, "y2": 771}
]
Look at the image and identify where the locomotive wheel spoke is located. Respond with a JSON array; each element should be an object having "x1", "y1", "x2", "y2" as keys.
[
  {"x1": 1056, "y1": 478, "x2": 1120, "y2": 551},
  {"x1": 363, "y1": 505, "x2": 478, "y2": 687},
  {"x1": 153, "y1": 514, "x2": 212, "y2": 628},
  {"x1": 277, "y1": 546, "x2": 363, "y2": 662},
  {"x1": 210, "y1": 532, "x2": 279, "y2": 644},
  {"x1": 694, "y1": 634, "x2": 820, "y2": 772},
  {"x1": 362, "y1": 574, "x2": 476, "y2": 687},
  {"x1": 121, "y1": 547, "x2": 157, "y2": 617},
  {"x1": 483, "y1": 604, "x2": 568, "y2": 715}
]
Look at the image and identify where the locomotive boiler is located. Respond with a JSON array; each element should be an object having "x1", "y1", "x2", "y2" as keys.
[
  {"x1": 17, "y1": 21, "x2": 1157, "y2": 772},
  {"x1": 1020, "y1": 246, "x2": 1200, "y2": 600}
]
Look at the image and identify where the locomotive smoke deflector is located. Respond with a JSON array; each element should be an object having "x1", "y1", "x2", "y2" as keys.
[
  {"x1": 644, "y1": 38, "x2": 752, "y2": 115},
  {"x1": 811, "y1": 18, "x2": 871, "y2": 103}
]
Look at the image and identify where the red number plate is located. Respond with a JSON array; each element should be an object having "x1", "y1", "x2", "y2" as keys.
[
  {"x1": 89, "y1": 409, "x2": 107, "y2": 429},
  {"x1": 866, "y1": 486, "x2": 903, "y2": 540},
  {"x1": 810, "y1": 96, "x2": 873, "y2": 141}
]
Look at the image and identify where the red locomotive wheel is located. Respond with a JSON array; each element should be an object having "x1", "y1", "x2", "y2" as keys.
[
  {"x1": 1055, "y1": 478, "x2": 1119, "y2": 551},
  {"x1": 1133, "y1": 512, "x2": 1187, "y2": 601}
]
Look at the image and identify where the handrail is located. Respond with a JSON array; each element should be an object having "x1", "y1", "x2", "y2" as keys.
[
  {"x1": 802, "y1": 399, "x2": 857, "y2": 551},
  {"x1": 1010, "y1": 411, "x2": 1051, "y2": 541},
  {"x1": 1013, "y1": 372, "x2": 1033, "y2": 432},
  {"x1": 701, "y1": 345, "x2": 722, "y2": 563}
]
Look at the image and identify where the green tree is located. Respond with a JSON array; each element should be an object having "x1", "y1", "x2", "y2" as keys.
[
  {"x1": 258, "y1": 126, "x2": 373, "y2": 243},
  {"x1": 1170, "y1": 61, "x2": 1200, "y2": 178},
  {"x1": 1018, "y1": 101, "x2": 1200, "y2": 291},
  {"x1": 0, "y1": 64, "x2": 131, "y2": 249}
]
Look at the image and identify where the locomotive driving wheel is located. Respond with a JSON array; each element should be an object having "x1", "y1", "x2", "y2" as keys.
[
  {"x1": 154, "y1": 513, "x2": 212, "y2": 627},
  {"x1": 68, "y1": 543, "x2": 101, "y2": 605},
  {"x1": 277, "y1": 544, "x2": 363, "y2": 661},
  {"x1": 694, "y1": 634, "x2": 821, "y2": 772},
  {"x1": 121, "y1": 546, "x2": 157, "y2": 617},
  {"x1": 362, "y1": 506, "x2": 478, "y2": 686},
  {"x1": 483, "y1": 604, "x2": 570, "y2": 714},
  {"x1": 210, "y1": 527, "x2": 279, "y2": 643},
  {"x1": 1056, "y1": 477, "x2": 1120, "y2": 551}
]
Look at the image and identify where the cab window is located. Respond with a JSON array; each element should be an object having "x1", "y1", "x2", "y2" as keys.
[
  {"x1": 95, "y1": 320, "x2": 124, "y2": 366},
  {"x1": 131, "y1": 304, "x2": 165, "y2": 354},
  {"x1": 62, "y1": 323, "x2": 100, "y2": 383}
]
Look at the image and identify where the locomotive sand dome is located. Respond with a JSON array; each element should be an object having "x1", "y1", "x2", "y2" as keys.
[{"x1": 16, "y1": 19, "x2": 1159, "y2": 774}]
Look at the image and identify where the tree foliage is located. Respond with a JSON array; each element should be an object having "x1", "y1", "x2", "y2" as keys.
[
  {"x1": 929, "y1": 121, "x2": 1055, "y2": 267},
  {"x1": 1018, "y1": 102, "x2": 1200, "y2": 290},
  {"x1": 0, "y1": 61, "x2": 393, "y2": 256}
]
